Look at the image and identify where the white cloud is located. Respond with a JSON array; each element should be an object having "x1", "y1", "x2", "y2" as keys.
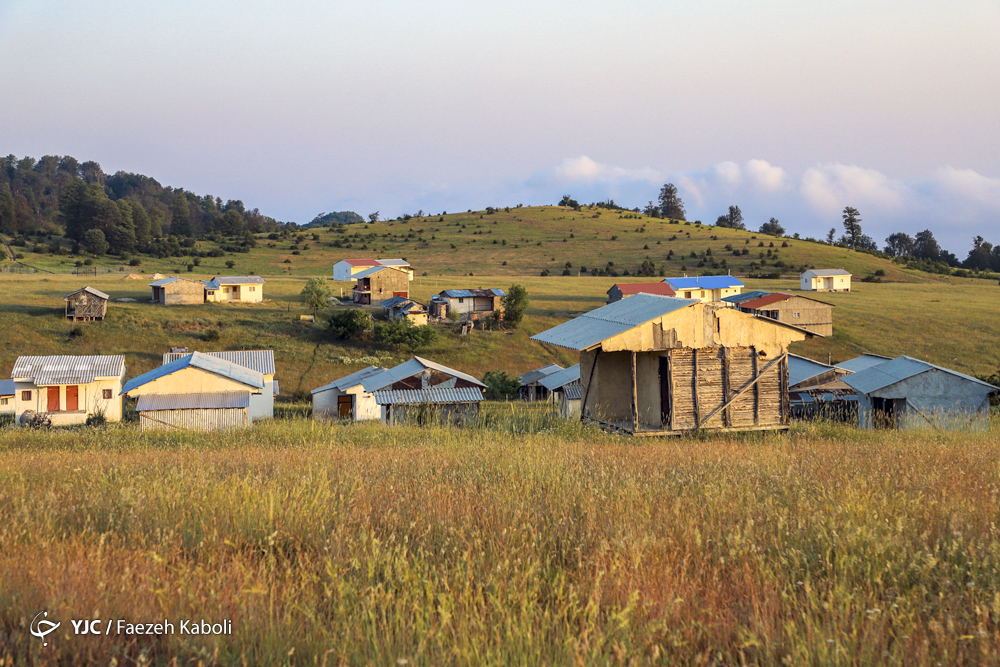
[
  {"x1": 745, "y1": 159, "x2": 788, "y2": 192},
  {"x1": 800, "y1": 164, "x2": 908, "y2": 214}
]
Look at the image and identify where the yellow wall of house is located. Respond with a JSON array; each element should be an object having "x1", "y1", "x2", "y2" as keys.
[
  {"x1": 126, "y1": 367, "x2": 258, "y2": 396},
  {"x1": 206, "y1": 283, "x2": 264, "y2": 303},
  {"x1": 13, "y1": 376, "x2": 124, "y2": 423}
]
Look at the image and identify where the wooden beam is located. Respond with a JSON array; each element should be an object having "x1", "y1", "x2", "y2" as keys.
[
  {"x1": 752, "y1": 349, "x2": 759, "y2": 426},
  {"x1": 631, "y1": 351, "x2": 639, "y2": 432},
  {"x1": 698, "y1": 352, "x2": 786, "y2": 429},
  {"x1": 581, "y1": 349, "x2": 601, "y2": 419},
  {"x1": 693, "y1": 349, "x2": 700, "y2": 426},
  {"x1": 722, "y1": 348, "x2": 731, "y2": 428},
  {"x1": 667, "y1": 352, "x2": 676, "y2": 432}
]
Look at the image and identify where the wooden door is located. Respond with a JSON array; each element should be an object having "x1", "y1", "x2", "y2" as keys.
[
  {"x1": 66, "y1": 386, "x2": 79, "y2": 411},
  {"x1": 338, "y1": 395, "x2": 353, "y2": 419},
  {"x1": 659, "y1": 356, "x2": 671, "y2": 429},
  {"x1": 47, "y1": 386, "x2": 60, "y2": 412}
]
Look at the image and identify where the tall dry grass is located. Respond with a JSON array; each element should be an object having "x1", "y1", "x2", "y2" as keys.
[{"x1": 1, "y1": 416, "x2": 999, "y2": 665}]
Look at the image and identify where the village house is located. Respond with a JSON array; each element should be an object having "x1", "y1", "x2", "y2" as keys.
[
  {"x1": 333, "y1": 258, "x2": 414, "y2": 282},
  {"x1": 606, "y1": 282, "x2": 676, "y2": 304},
  {"x1": 311, "y1": 357, "x2": 485, "y2": 424},
  {"x1": 787, "y1": 354, "x2": 857, "y2": 420},
  {"x1": 800, "y1": 269, "x2": 852, "y2": 292},
  {"x1": 352, "y1": 266, "x2": 410, "y2": 304},
  {"x1": 429, "y1": 289, "x2": 505, "y2": 320},
  {"x1": 161, "y1": 350, "x2": 277, "y2": 419},
  {"x1": 662, "y1": 275, "x2": 744, "y2": 302},
  {"x1": 531, "y1": 294, "x2": 813, "y2": 436},
  {"x1": 9, "y1": 355, "x2": 126, "y2": 425},
  {"x1": 381, "y1": 296, "x2": 429, "y2": 325},
  {"x1": 518, "y1": 363, "x2": 564, "y2": 401},
  {"x1": 149, "y1": 277, "x2": 206, "y2": 305},
  {"x1": 0, "y1": 379, "x2": 14, "y2": 415},
  {"x1": 835, "y1": 353, "x2": 892, "y2": 374},
  {"x1": 64, "y1": 286, "x2": 109, "y2": 322},
  {"x1": 204, "y1": 276, "x2": 265, "y2": 303},
  {"x1": 122, "y1": 352, "x2": 265, "y2": 431},
  {"x1": 538, "y1": 364, "x2": 582, "y2": 419},
  {"x1": 723, "y1": 292, "x2": 834, "y2": 336},
  {"x1": 560, "y1": 384, "x2": 583, "y2": 420},
  {"x1": 842, "y1": 356, "x2": 997, "y2": 431}
]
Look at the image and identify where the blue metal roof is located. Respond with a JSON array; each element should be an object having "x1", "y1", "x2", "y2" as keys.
[
  {"x1": 373, "y1": 387, "x2": 484, "y2": 405},
  {"x1": 0, "y1": 379, "x2": 14, "y2": 396},
  {"x1": 664, "y1": 275, "x2": 745, "y2": 290},
  {"x1": 122, "y1": 351, "x2": 264, "y2": 395},
  {"x1": 148, "y1": 277, "x2": 183, "y2": 287},
  {"x1": 563, "y1": 384, "x2": 583, "y2": 401},
  {"x1": 531, "y1": 294, "x2": 698, "y2": 351},
  {"x1": 380, "y1": 296, "x2": 410, "y2": 308},
  {"x1": 311, "y1": 365, "x2": 388, "y2": 394},
  {"x1": 362, "y1": 356, "x2": 486, "y2": 392},
  {"x1": 440, "y1": 288, "x2": 505, "y2": 298},
  {"x1": 789, "y1": 355, "x2": 837, "y2": 387},
  {"x1": 137, "y1": 392, "x2": 251, "y2": 411},
  {"x1": 835, "y1": 354, "x2": 892, "y2": 373},
  {"x1": 843, "y1": 356, "x2": 999, "y2": 395},
  {"x1": 539, "y1": 364, "x2": 581, "y2": 391},
  {"x1": 518, "y1": 363, "x2": 564, "y2": 385},
  {"x1": 722, "y1": 290, "x2": 772, "y2": 305}
]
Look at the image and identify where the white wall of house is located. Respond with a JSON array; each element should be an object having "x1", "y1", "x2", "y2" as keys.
[
  {"x1": 13, "y1": 376, "x2": 124, "y2": 425},
  {"x1": 312, "y1": 385, "x2": 381, "y2": 421},
  {"x1": 206, "y1": 283, "x2": 264, "y2": 303},
  {"x1": 801, "y1": 274, "x2": 851, "y2": 291}
]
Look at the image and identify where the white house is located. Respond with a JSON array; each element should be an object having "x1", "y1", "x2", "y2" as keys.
[
  {"x1": 122, "y1": 352, "x2": 266, "y2": 431},
  {"x1": 333, "y1": 258, "x2": 413, "y2": 282},
  {"x1": 204, "y1": 276, "x2": 266, "y2": 303},
  {"x1": 10, "y1": 355, "x2": 126, "y2": 425},
  {"x1": 800, "y1": 269, "x2": 852, "y2": 292},
  {"x1": 162, "y1": 350, "x2": 277, "y2": 419},
  {"x1": 311, "y1": 365, "x2": 388, "y2": 420}
]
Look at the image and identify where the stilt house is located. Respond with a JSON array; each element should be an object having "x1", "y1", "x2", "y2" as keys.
[
  {"x1": 531, "y1": 294, "x2": 814, "y2": 436},
  {"x1": 64, "y1": 286, "x2": 109, "y2": 322}
]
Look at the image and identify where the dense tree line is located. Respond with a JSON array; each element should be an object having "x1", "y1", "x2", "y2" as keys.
[{"x1": 0, "y1": 155, "x2": 284, "y2": 246}]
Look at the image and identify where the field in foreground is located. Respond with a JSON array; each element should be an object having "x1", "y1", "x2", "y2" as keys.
[{"x1": 2, "y1": 415, "x2": 1000, "y2": 665}]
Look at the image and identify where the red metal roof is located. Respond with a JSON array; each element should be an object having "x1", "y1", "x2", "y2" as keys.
[
  {"x1": 612, "y1": 282, "x2": 676, "y2": 297},
  {"x1": 739, "y1": 292, "x2": 793, "y2": 310},
  {"x1": 344, "y1": 258, "x2": 378, "y2": 266}
]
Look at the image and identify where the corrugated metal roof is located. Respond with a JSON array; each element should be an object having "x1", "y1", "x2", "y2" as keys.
[
  {"x1": 563, "y1": 384, "x2": 583, "y2": 400},
  {"x1": 539, "y1": 365, "x2": 581, "y2": 391},
  {"x1": 340, "y1": 258, "x2": 378, "y2": 267},
  {"x1": 722, "y1": 290, "x2": 772, "y2": 305},
  {"x1": 311, "y1": 365, "x2": 388, "y2": 394},
  {"x1": 12, "y1": 355, "x2": 125, "y2": 385},
  {"x1": 137, "y1": 391, "x2": 251, "y2": 411},
  {"x1": 210, "y1": 275, "x2": 265, "y2": 285},
  {"x1": 610, "y1": 282, "x2": 676, "y2": 297},
  {"x1": 380, "y1": 296, "x2": 411, "y2": 308},
  {"x1": 739, "y1": 293, "x2": 793, "y2": 309},
  {"x1": 376, "y1": 259, "x2": 410, "y2": 267},
  {"x1": 664, "y1": 275, "x2": 745, "y2": 290},
  {"x1": 531, "y1": 294, "x2": 697, "y2": 351},
  {"x1": 843, "y1": 356, "x2": 999, "y2": 395},
  {"x1": 789, "y1": 354, "x2": 837, "y2": 387},
  {"x1": 400, "y1": 302, "x2": 426, "y2": 314},
  {"x1": 162, "y1": 350, "x2": 275, "y2": 375},
  {"x1": 148, "y1": 277, "x2": 183, "y2": 287},
  {"x1": 518, "y1": 364, "x2": 564, "y2": 385},
  {"x1": 0, "y1": 379, "x2": 14, "y2": 396},
  {"x1": 803, "y1": 269, "x2": 851, "y2": 277},
  {"x1": 352, "y1": 265, "x2": 406, "y2": 280},
  {"x1": 440, "y1": 288, "x2": 505, "y2": 298},
  {"x1": 123, "y1": 351, "x2": 264, "y2": 394},
  {"x1": 373, "y1": 387, "x2": 484, "y2": 405},
  {"x1": 835, "y1": 354, "x2": 892, "y2": 373},
  {"x1": 64, "y1": 286, "x2": 109, "y2": 300},
  {"x1": 362, "y1": 356, "x2": 486, "y2": 392}
]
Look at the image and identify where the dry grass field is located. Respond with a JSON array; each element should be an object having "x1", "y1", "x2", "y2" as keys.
[{"x1": 2, "y1": 416, "x2": 1000, "y2": 665}]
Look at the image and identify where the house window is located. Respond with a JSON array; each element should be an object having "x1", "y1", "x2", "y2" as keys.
[
  {"x1": 21, "y1": 390, "x2": 31, "y2": 401},
  {"x1": 684, "y1": 292, "x2": 691, "y2": 299},
  {"x1": 249, "y1": 286, "x2": 255, "y2": 292},
  {"x1": 0, "y1": 398, "x2": 8, "y2": 406},
  {"x1": 793, "y1": 312, "x2": 800, "y2": 318},
  {"x1": 102, "y1": 389, "x2": 113, "y2": 400},
  {"x1": 458, "y1": 298, "x2": 464, "y2": 303}
]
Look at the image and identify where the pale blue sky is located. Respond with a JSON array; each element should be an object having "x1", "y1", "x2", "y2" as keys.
[{"x1": 3, "y1": 0, "x2": 998, "y2": 249}]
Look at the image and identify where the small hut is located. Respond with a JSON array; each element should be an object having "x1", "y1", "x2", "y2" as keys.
[
  {"x1": 518, "y1": 363, "x2": 564, "y2": 401},
  {"x1": 64, "y1": 287, "x2": 109, "y2": 322}
]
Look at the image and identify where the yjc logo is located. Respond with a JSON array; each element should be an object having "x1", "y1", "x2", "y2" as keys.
[{"x1": 30, "y1": 611, "x2": 60, "y2": 646}]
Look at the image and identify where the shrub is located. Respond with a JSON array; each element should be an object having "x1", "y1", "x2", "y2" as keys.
[
  {"x1": 203, "y1": 328, "x2": 221, "y2": 342},
  {"x1": 129, "y1": 258, "x2": 141, "y2": 266},
  {"x1": 328, "y1": 309, "x2": 372, "y2": 340},
  {"x1": 482, "y1": 371, "x2": 520, "y2": 400},
  {"x1": 373, "y1": 319, "x2": 438, "y2": 350}
]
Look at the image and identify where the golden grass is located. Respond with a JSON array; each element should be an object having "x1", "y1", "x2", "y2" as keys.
[{"x1": 1, "y1": 416, "x2": 1000, "y2": 665}]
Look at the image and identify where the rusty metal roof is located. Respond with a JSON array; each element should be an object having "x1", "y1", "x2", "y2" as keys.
[
  {"x1": 12, "y1": 355, "x2": 126, "y2": 385},
  {"x1": 162, "y1": 350, "x2": 275, "y2": 375},
  {"x1": 739, "y1": 293, "x2": 793, "y2": 310},
  {"x1": 136, "y1": 391, "x2": 251, "y2": 411},
  {"x1": 610, "y1": 282, "x2": 676, "y2": 297},
  {"x1": 373, "y1": 387, "x2": 484, "y2": 405}
]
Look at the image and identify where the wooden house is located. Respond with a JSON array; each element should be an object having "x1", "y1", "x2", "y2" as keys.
[
  {"x1": 381, "y1": 296, "x2": 428, "y2": 325},
  {"x1": 334, "y1": 258, "x2": 413, "y2": 282},
  {"x1": 64, "y1": 286, "x2": 109, "y2": 322},
  {"x1": 311, "y1": 357, "x2": 485, "y2": 424},
  {"x1": 204, "y1": 276, "x2": 265, "y2": 303},
  {"x1": 10, "y1": 355, "x2": 126, "y2": 426},
  {"x1": 352, "y1": 266, "x2": 409, "y2": 304},
  {"x1": 843, "y1": 356, "x2": 997, "y2": 431},
  {"x1": 122, "y1": 352, "x2": 266, "y2": 431},
  {"x1": 429, "y1": 289, "x2": 505, "y2": 320},
  {"x1": 531, "y1": 294, "x2": 814, "y2": 436},
  {"x1": 724, "y1": 292, "x2": 834, "y2": 336},
  {"x1": 162, "y1": 350, "x2": 277, "y2": 419},
  {"x1": 149, "y1": 277, "x2": 206, "y2": 305},
  {"x1": 800, "y1": 269, "x2": 851, "y2": 292},
  {"x1": 662, "y1": 275, "x2": 744, "y2": 303},
  {"x1": 518, "y1": 363, "x2": 564, "y2": 401},
  {"x1": 606, "y1": 282, "x2": 675, "y2": 304}
]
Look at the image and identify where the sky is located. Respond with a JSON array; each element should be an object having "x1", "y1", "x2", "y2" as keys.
[{"x1": 2, "y1": 0, "x2": 998, "y2": 253}]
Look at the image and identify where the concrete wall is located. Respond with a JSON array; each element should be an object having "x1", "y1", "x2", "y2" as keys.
[
  {"x1": 161, "y1": 280, "x2": 206, "y2": 305},
  {"x1": 766, "y1": 297, "x2": 833, "y2": 337},
  {"x1": 13, "y1": 376, "x2": 124, "y2": 424},
  {"x1": 858, "y1": 370, "x2": 993, "y2": 431},
  {"x1": 206, "y1": 283, "x2": 263, "y2": 303},
  {"x1": 312, "y1": 385, "x2": 381, "y2": 421}
]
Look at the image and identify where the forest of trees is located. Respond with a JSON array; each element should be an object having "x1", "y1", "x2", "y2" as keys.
[
  {"x1": 0, "y1": 155, "x2": 286, "y2": 249},
  {"x1": 307, "y1": 211, "x2": 364, "y2": 227}
]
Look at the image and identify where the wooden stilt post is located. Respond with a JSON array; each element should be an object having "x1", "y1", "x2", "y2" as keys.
[
  {"x1": 752, "y1": 348, "x2": 759, "y2": 426},
  {"x1": 693, "y1": 349, "x2": 701, "y2": 427},
  {"x1": 631, "y1": 351, "x2": 639, "y2": 432},
  {"x1": 722, "y1": 348, "x2": 731, "y2": 428}
]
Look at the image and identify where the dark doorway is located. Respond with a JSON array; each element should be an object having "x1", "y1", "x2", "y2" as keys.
[
  {"x1": 338, "y1": 395, "x2": 353, "y2": 419},
  {"x1": 872, "y1": 397, "x2": 896, "y2": 429},
  {"x1": 659, "y1": 356, "x2": 671, "y2": 428}
]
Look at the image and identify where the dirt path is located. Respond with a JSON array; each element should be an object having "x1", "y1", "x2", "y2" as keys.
[{"x1": 2, "y1": 242, "x2": 15, "y2": 262}]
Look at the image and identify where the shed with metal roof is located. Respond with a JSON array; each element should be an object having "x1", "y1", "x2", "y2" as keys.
[
  {"x1": 430, "y1": 288, "x2": 505, "y2": 320},
  {"x1": 161, "y1": 349, "x2": 277, "y2": 419},
  {"x1": 729, "y1": 293, "x2": 834, "y2": 336},
  {"x1": 135, "y1": 392, "x2": 252, "y2": 431},
  {"x1": 311, "y1": 365, "x2": 388, "y2": 420},
  {"x1": 0, "y1": 379, "x2": 15, "y2": 415},
  {"x1": 843, "y1": 356, "x2": 998, "y2": 431},
  {"x1": 518, "y1": 363, "x2": 564, "y2": 402},
  {"x1": 374, "y1": 386, "x2": 484, "y2": 426},
  {"x1": 801, "y1": 268, "x2": 852, "y2": 292},
  {"x1": 531, "y1": 294, "x2": 814, "y2": 436},
  {"x1": 64, "y1": 286, "x2": 109, "y2": 322},
  {"x1": 149, "y1": 277, "x2": 206, "y2": 305}
]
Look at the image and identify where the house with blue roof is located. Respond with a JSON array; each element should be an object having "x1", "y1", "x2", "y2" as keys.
[
  {"x1": 430, "y1": 288, "x2": 505, "y2": 321},
  {"x1": 662, "y1": 275, "x2": 744, "y2": 303}
]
